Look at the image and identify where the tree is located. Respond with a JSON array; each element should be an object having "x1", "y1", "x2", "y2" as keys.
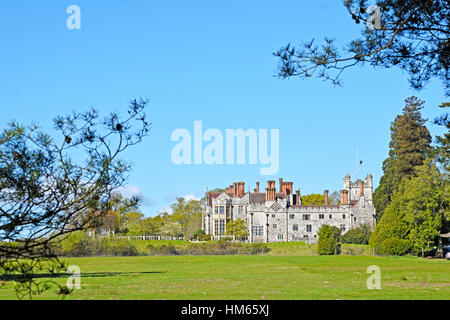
[
  {"x1": 434, "y1": 101, "x2": 450, "y2": 171},
  {"x1": 122, "y1": 212, "x2": 145, "y2": 236},
  {"x1": 159, "y1": 220, "x2": 183, "y2": 237},
  {"x1": 193, "y1": 229, "x2": 206, "y2": 240},
  {"x1": 369, "y1": 197, "x2": 412, "y2": 255},
  {"x1": 101, "y1": 211, "x2": 120, "y2": 235},
  {"x1": 374, "y1": 96, "x2": 431, "y2": 219},
  {"x1": 0, "y1": 98, "x2": 150, "y2": 298},
  {"x1": 301, "y1": 193, "x2": 326, "y2": 206},
  {"x1": 328, "y1": 191, "x2": 341, "y2": 206},
  {"x1": 274, "y1": 0, "x2": 449, "y2": 91},
  {"x1": 317, "y1": 224, "x2": 340, "y2": 255},
  {"x1": 170, "y1": 197, "x2": 202, "y2": 238},
  {"x1": 370, "y1": 160, "x2": 449, "y2": 255},
  {"x1": 403, "y1": 160, "x2": 449, "y2": 255},
  {"x1": 225, "y1": 219, "x2": 249, "y2": 239}
]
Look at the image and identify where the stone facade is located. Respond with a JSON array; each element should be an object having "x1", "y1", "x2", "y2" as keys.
[{"x1": 201, "y1": 175, "x2": 376, "y2": 243}]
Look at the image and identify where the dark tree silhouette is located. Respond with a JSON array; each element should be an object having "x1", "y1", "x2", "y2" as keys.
[
  {"x1": 274, "y1": 0, "x2": 449, "y2": 92},
  {"x1": 0, "y1": 98, "x2": 151, "y2": 298}
]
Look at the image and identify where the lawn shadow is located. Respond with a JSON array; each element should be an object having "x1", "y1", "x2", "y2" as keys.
[{"x1": 0, "y1": 271, "x2": 166, "y2": 282}]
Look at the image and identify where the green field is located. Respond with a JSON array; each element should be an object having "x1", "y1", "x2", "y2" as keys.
[{"x1": 1, "y1": 253, "x2": 449, "y2": 300}]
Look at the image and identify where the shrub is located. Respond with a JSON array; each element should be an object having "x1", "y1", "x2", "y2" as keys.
[
  {"x1": 193, "y1": 229, "x2": 206, "y2": 240},
  {"x1": 146, "y1": 244, "x2": 178, "y2": 255},
  {"x1": 378, "y1": 238, "x2": 412, "y2": 256},
  {"x1": 341, "y1": 224, "x2": 372, "y2": 245},
  {"x1": 318, "y1": 225, "x2": 340, "y2": 255},
  {"x1": 107, "y1": 241, "x2": 140, "y2": 256}
]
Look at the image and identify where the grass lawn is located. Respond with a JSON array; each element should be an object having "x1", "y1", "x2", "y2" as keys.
[{"x1": 0, "y1": 255, "x2": 448, "y2": 300}]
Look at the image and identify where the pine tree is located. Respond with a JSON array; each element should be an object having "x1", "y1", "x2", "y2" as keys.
[
  {"x1": 374, "y1": 96, "x2": 432, "y2": 219},
  {"x1": 434, "y1": 102, "x2": 450, "y2": 171}
]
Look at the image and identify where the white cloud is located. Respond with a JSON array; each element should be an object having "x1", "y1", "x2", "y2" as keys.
[
  {"x1": 158, "y1": 206, "x2": 173, "y2": 215},
  {"x1": 116, "y1": 185, "x2": 154, "y2": 207},
  {"x1": 184, "y1": 194, "x2": 201, "y2": 202}
]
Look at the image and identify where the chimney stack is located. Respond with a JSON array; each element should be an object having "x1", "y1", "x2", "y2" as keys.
[
  {"x1": 279, "y1": 178, "x2": 283, "y2": 194},
  {"x1": 342, "y1": 190, "x2": 348, "y2": 205},
  {"x1": 237, "y1": 182, "x2": 245, "y2": 197},
  {"x1": 256, "y1": 182, "x2": 260, "y2": 193},
  {"x1": 296, "y1": 190, "x2": 300, "y2": 206},
  {"x1": 266, "y1": 180, "x2": 276, "y2": 201},
  {"x1": 324, "y1": 190, "x2": 329, "y2": 205},
  {"x1": 285, "y1": 182, "x2": 293, "y2": 195}
]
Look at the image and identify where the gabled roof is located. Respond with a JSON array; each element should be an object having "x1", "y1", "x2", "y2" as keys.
[{"x1": 207, "y1": 193, "x2": 220, "y2": 206}]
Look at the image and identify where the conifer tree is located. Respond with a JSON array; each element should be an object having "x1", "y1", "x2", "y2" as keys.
[
  {"x1": 434, "y1": 102, "x2": 450, "y2": 171},
  {"x1": 374, "y1": 96, "x2": 431, "y2": 219}
]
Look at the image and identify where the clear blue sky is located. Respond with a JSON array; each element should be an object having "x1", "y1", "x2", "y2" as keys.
[{"x1": 0, "y1": 1, "x2": 447, "y2": 216}]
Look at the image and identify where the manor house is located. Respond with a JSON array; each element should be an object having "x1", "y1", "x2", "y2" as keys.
[{"x1": 202, "y1": 175, "x2": 376, "y2": 243}]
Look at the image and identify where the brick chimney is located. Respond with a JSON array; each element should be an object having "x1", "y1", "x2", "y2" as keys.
[
  {"x1": 237, "y1": 182, "x2": 245, "y2": 197},
  {"x1": 256, "y1": 182, "x2": 260, "y2": 193},
  {"x1": 279, "y1": 178, "x2": 283, "y2": 194},
  {"x1": 324, "y1": 190, "x2": 329, "y2": 205},
  {"x1": 296, "y1": 190, "x2": 300, "y2": 206},
  {"x1": 342, "y1": 190, "x2": 348, "y2": 205},
  {"x1": 266, "y1": 180, "x2": 276, "y2": 201},
  {"x1": 285, "y1": 182, "x2": 293, "y2": 195},
  {"x1": 360, "y1": 181, "x2": 364, "y2": 197}
]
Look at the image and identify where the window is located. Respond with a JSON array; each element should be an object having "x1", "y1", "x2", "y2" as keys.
[
  {"x1": 303, "y1": 235, "x2": 309, "y2": 238},
  {"x1": 306, "y1": 224, "x2": 312, "y2": 232},
  {"x1": 214, "y1": 206, "x2": 218, "y2": 214},
  {"x1": 214, "y1": 220, "x2": 219, "y2": 234},
  {"x1": 271, "y1": 214, "x2": 276, "y2": 218},
  {"x1": 252, "y1": 226, "x2": 263, "y2": 236},
  {"x1": 289, "y1": 214, "x2": 295, "y2": 219},
  {"x1": 342, "y1": 214, "x2": 346, "y2": 219},
  {"x1": 302, "y1": 214, "x2": 310, "y2": 221},
  {"x1": 354, "y1": 217, "x2": 357, "y2": 222},
  {"x1": 219, "y1": 220, "x2": 225, "y2": 235},
  {"x1": 219, "y1": 206, "x2": 224, "y2": 214},
  {"x1": 273, "y1": 224, "x2": 277, "y2": 229},
  {"x1": 278, "y1": 234, "x2": 283, "y2": 240},
  {"x1": 340, "y1": 225, "x2": 346, "y2": 232},
  {"x1": 293, "y1": 224, "x2": 298, "y2": 231},
  {"x1": 226, "y1": 206, "x2": 230, "y2": 214},
  {"x1": 319, "y1": 214, "x2": 324, "y2": 219},
  {"x1": 329, "y1": 214, "x2": 332, "y2": 219},
  {"x1": 238, "y1": 206, "x2": 243, "y2": 215}
]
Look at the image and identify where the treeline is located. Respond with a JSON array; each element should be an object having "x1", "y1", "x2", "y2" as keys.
[
  {"x1": 369, "y1": 97, "x2": 448, "y2": 256},
  {"x1": 91, "y1": 195, "x2": 204, "y2": 239}
]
